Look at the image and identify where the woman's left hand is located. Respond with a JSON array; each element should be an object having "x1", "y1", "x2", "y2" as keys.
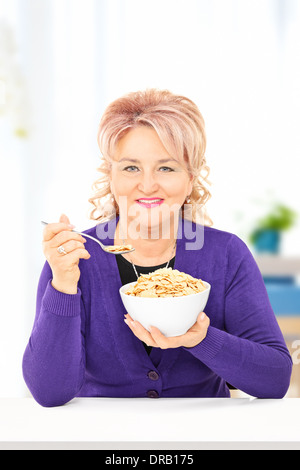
[{"x1": 124, "y1": 312, "x2": 210, "y2": 349}]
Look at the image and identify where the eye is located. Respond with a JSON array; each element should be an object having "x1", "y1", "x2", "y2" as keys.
[
  {"x1": 123, "y1": 165, "x2": 139, "y2": 172},
  {"x1": 159, "y1": 166, "x2": 174, "y2": 172}
]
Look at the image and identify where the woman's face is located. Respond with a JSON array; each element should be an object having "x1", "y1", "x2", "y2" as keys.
[{"x1": 109, "y1": 126, "x2": 193, "y2": 238}]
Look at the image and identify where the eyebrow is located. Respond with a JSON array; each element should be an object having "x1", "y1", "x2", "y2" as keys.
[{"x1": 118, "y1": 157, "x2": 179, "y2": 164}]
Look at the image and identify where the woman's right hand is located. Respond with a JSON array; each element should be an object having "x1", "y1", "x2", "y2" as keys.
[{"x1": 42, "y1": 214, "x2": 91, "y2": 294}]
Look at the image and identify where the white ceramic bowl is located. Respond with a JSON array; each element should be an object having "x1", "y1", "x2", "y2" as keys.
[{"x1": 119, "y1": 281, "x2": 211, "y2": 337}]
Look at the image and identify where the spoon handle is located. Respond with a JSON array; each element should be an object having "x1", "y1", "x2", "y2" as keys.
[{"x1": 41, "y1": 221, "x2": 135, "y2": 255}]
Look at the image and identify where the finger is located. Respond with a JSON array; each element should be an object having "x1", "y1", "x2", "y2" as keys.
[
  {"x1": 125, "y1": 313, "x2": 134, "y2": 322},
  {"x1": 197, "y1": 312, "x2": 207, "y2": 324},
  {"x1": 124, "y1": 316, "x2": 158, "y2": 347},
  {"x1": 149, "y1": 326, "x2": 181, "y2": 349},
  {"x1": 63, "y1": 248, "x2": 91, "y2": 264},
  {"x1": 195, "y1": 312, "x2": 210, "y2": 329},
  {"x1": 43, "y1": 223, "x2": 75, "y2": 242},
  {"x1": 50, "y1": 230, "x2": 87, "y2": 248},
  {"x1": 56, "y1": 240, "x2": 86, "y2": 255},
  {"x1": 185, "y1": 313, "x2": 209, "y2": 335},
  {"x1": 59, "y1": 213, "x2": 71, "y2": 225}
]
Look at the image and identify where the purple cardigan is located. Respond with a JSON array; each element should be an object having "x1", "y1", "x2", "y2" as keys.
[{"x1": 22, "y1": 217, "x2": 292, "y2": 407}]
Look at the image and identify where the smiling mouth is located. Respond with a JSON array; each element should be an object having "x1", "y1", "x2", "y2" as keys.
[
  {"x1": 136, "y1": 198, "x2": 164, "y2": 203},
  {"x1": 136, "y1": 198, "x2": 164, "y2": 209}
]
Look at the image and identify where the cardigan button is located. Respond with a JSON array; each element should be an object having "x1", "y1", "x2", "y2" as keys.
[
  {"x1": 147, "y1": 390, "x2": 159, "y2": 399},
  {"x1": 147, "y1": 370, "x2": 159, "y2": 381}
]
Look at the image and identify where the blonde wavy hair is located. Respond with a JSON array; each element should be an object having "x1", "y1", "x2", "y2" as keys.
[{"x1": 89, "y1": 88, "x2": 212, "y2": 226}]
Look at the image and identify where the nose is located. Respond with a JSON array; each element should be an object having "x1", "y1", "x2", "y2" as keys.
[{"x1": 137, "y1": 170, "x2": 160, "y2": 195}]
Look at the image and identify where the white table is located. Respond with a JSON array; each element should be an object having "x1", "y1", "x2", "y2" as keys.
[{"x1": 1, "y1": 397, "x2": 300, "y2": 450}]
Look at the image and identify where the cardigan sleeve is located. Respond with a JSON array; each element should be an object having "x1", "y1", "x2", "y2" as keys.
[
  {"x1": 22, "y1": 262, "x2": 86, "y2": 407},
  {"x1": 183, "y1": 235, "x2": 293, "y2": 398}
]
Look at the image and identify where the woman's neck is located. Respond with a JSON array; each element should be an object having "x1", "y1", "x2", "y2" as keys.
[{"x1": 115, "y1": 217, "x2": 178, "y2": 267}]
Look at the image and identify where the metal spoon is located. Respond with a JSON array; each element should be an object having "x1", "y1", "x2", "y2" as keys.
[{"x1": 41, "y1": 221, "x2": 135, "y2": 255}]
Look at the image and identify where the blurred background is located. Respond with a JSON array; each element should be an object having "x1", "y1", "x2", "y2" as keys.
[{"x1": 0, "y1": 0, "x2": 299, "y2": 398}]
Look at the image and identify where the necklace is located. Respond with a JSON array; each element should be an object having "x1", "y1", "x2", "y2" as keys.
[
  {"x1": 124, "y1": 240, "x2": 177, "y2": 280},
  {"x1": 119, "y1": 225, "x2": 177, "y2": 280}
]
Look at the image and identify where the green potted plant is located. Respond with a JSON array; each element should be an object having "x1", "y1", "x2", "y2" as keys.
[{"x1": 249, "y1": 204, "x2": 297, "y2": 254}]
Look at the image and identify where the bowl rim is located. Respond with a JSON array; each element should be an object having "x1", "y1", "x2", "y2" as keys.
[{"x1": 119, "y1": 280, "x2": 211, "y2": 300}]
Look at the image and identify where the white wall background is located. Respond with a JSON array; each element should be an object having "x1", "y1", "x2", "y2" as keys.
[{"x1": 0, "y1": 0, "x2": 299, "y2": 397}]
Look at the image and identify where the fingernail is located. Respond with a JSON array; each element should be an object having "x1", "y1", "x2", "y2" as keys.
[
  {"x1": 68, "y1": 224, "x2": 75, "y2": 229},
  {"x1": 124, "y1": 319, "x2": 136, "y2": 329},
  {"x1": 200, "y1": 312, "x2": 206, "y2": 321}
]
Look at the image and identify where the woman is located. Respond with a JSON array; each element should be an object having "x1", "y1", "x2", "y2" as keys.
[{"x1": 23, "y1": 89, "x2": 292, "y2": 407}]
